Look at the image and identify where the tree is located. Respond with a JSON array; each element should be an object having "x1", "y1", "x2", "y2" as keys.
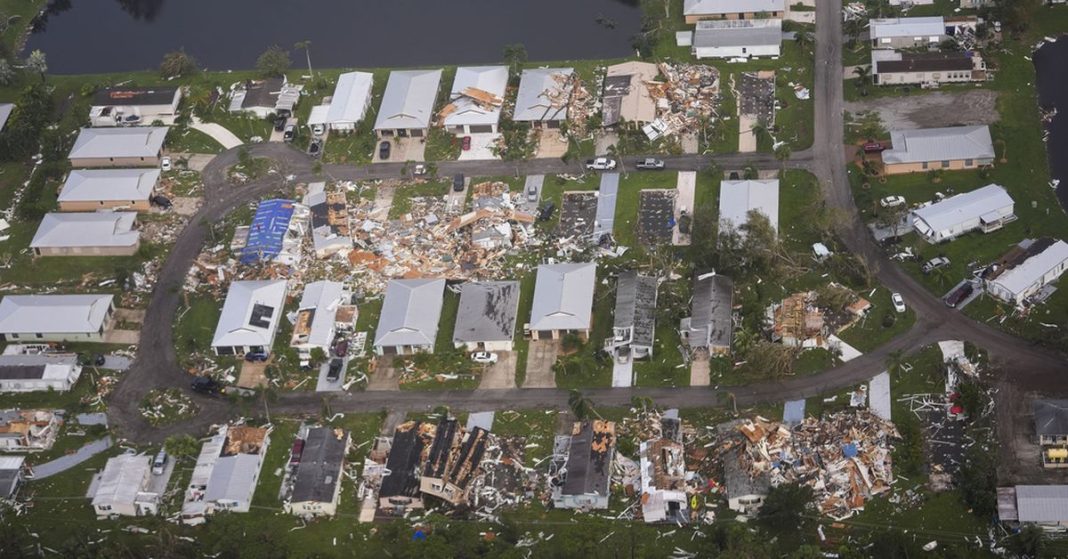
[
  {"x1": 160, "y1": 49, "x2": 197, "y2": 78},
  {"x1": 885, "y1": 349, "x2": 905, "y2": 375},
  {"x1": 756, "y1": 483, "x2": 813, "y2": 532},
  {"x1": 853, "y1": 64, "x2": 871, "y2": 95},
  {"x1": 774, "y1": 143, "x2": 792, "y2": 172},
  {"x1": 164, "y1": 434, "x2": 200, "y2": 462},
  {"x1": 568, "y1": 389, "x2": 599, "y2": 420},
  {"x1": 25, "y1": 49, "x2": 46, "y2": 82},
  {"x1": 294, "y1": 40, "x2": 313, "y2": 77},
  {"x1": 502, "y1": 43, "x2": 527, "y2": 75},
  {"x1": 309, "y1": 346, "x2": 327, "y2": 364},
  {"x1": 794, "y1": 30, "x2": 812, "y2": 51},
  {"x1": 1007, "y1": 524, "x2": 1044, "y2": 559},
  {"x1": 256, "y1": 45, "x2": 290, "y2": 77},
  {"x1": 744, "y1": 340, "x2": 797, "y2": 379},
  {"x1": 844, "y1": 18, "x2": 864, "y2": 48},
  {"x1": 0, "y1": 58, "x2": 14, "y2": 86}
]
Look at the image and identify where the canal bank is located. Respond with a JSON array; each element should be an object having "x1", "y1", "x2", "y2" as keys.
[{"x1": 1033, "y1": 35, "x2": 1068, "y2": 211}]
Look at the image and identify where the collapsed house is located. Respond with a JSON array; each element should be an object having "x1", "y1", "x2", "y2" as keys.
[
  {"x1": 550, "y1": 420, "x2": 617, "y2": 510},
  {"x1": 452, "y1": 281, "x2": 520, "y2": 352},
  {"x1": 303, "y1": 182, "x2": 353, "y2": 258},
  {"x1": 181, "y1": 425, "x2": 271, "y2": 525},
  {"x1": 378, "y1": 421, "x2": 436, "y2": 513},
  {"x1": 602, "y1": 61, "x2": 659, "y2": 128},
  {"x1": 229, "y1": 77, "x2": 302, "y2": 118},
  {"x1": 90, "y1": 453, "x2": 162, "y2": 518},
  {"x1": 680, "y1": 272, "x2": 734, "y2": 356},
  {"x1": 642, "y1": 63, "x2": 721, "y2": 141},
  {"x1": 639, "y1": 415, "x2": 689, "y2": 524},
  {"x1": 0, "y1": 351, "x2": 82, "y2": 393},
  {"x1": 605, "y1": 271, "x2": 658, "y2": 361},
  {"x1": 285, "y1": 427, "x2": 350, "y2": 517},
  {"x1": 768, "y1": 291, "x2": 827, "y2": 348},
  {"x1": 983, "y1": 238, "x2": 1068, "y2": 307},
  {"x1": 513, "y1": 68, "x2": 575, "y2": 129},
  {"x1": 290, "y1": 280, "x2": 354, "y2": 355},
  {"x1": 0, "y1": 409, "x2": 62, "y2": 452},
  {"x1": 420, "y1": 418, "x2": 490, "y2": 506},
  {"x1": 236, "y1": 199, "x2": 308, "y2": 267}
]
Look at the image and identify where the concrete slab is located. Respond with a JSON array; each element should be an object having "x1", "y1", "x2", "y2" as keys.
[
  {"x1": 611, "y1": 358, "x2": 633, "y2": 388},
  {"x1": 367, "y1": 360, "x2": 400, "y2": 391},
  {"x1": 524, "y1": 340, "x2": 559, "y2": 388},
  {"x1": 738, "y1": 114, "x2": 758, "y2": 153},
  {"x1": 783, "y1": 399, "x2": 806, "y2": 425},
  {"x1": 457, "y1": 133, "x2": 501, "y2": 161},
  {"x1": 828, "y1": 335, "x2": 863, "y2": 362},
  {"x1": 75, "y1": 413, "x2": 108, "y2": 426},
  {"x1": 869, "y1": 372, "x2": 892, "y2": 421},
  {"x1": 238, "y1": 361, "x2": 268, "y2": 389},
  {"x1": 102, "y1": 355, "x2": 131, "y2": 371},
  {"x1": 673, "y1": 171, "x2": 696, "y2": 246},
  {"x1": 594, "y1": 130, "x2": 620, "y2": 155},
  {"x1": 467, "y1": 412, "x2": 495, "y2": 431},
  {"x1": 315, "y1": 357, "x2": 349, "y2": 392},
  {"x1": 183, "y1": 154, "x2": 216, "y2": 172},
  {"x1": 190, "y1": 120, "x2": 243, "y2": 150},
  {"x1": 534, "y1": 129, "x2": 568, "y2": 159},
  {"x1": 114, "y1": 308, "x2": 145, "y2": 322},
  {"x1": 690, "y1": 356, "x2": 711, "y2": 387},
  {"x1": 479, "y1": 351, "x2": 517, "y2": 389},
  {"x1": 519, "y1": 175, "x2": 545, "y2": 212},
  {"x1": 680, "y1": 132, "x2": 700, "y2": 154},
  {"x1": 171, "y1": 197, "x2": 203, "y2": 217},
  {"x1": 371, "y1": 185, "x2": 395, "y2": 220},
  {"x1": 104, "y1": 330, "x2": 140, "y2": 345}
]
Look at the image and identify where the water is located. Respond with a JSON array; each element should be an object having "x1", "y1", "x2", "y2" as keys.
[
  {"x1": 24, "y1": 0, "x2": 643, "y2": 75},
  {"x1": 1033, "y1": 36, "x2": 1068, "y2": 210}
]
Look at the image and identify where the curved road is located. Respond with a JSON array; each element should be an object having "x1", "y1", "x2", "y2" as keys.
[{"x1": 108, "y1": 5, "x2": 1066, "y2": 443}]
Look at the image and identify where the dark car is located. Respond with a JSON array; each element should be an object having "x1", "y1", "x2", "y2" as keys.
[
  {"x1": 378, "y1": 141, "x2": 391, "y2": 160},
  {"x1": 327, "y1": 358, "x2": 344, "y2": 382},
  {"x1": 308, "y1": 139, "x2": 322, "y2": 157},
  {"x1": 273, "y1": 116, "x2": 287, "y2": 132},
  {"x1": 452, "y1": 174, "x2": 465, "y2": 192},
  {"x1": 461, "y1": 136, "x2": 472, "y2": 151},
  {"x1": 635, "y1": 158, "x2": 665, "y2": 170},
  {"x1": 334, "y1": 339, "x2": 349, "y2": 358},
  {"x1": 190, "y1": 376, "x2": 222, "y2": 395},
  {"x1": 862, "y1": 141, "x2": 885, "y2": 153},
  {"x1": 728, "y1": 171, "x2": 740, "y2": 180},
  {"x1": 150, "y1": 194, "x2": 172, "y2": 209},
  {"x1": 945, "y1": 283, "x2": 974, "y2": 308},
  {"x1": 93, "y1": 353, "x2": 106, "y2": 367},
  {"x1": 283, "y1": 124, "x2": 296, "y2": 142},
  {"x1": 290, "y1": 439, "x2": 305, "y2": 465},
  {"x1": 244, "y1": 351, "x2": 268, "y2": 362},
  {"x1": 537, "y1": 201, "x2": 556, "y2": 222}
]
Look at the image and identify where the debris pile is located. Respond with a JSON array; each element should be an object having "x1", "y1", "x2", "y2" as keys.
[
  {"x1": 642, "y1": 63, "x2": 722, "y2": 140},
  {"x1": 716, "y1": 412, "x2": 899, "y2": 520},
  {"x1": 139, "y1": 388, "x2": 198, "y2": 426}
]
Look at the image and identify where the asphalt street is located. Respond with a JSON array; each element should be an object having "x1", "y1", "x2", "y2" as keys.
[{"x1": 106, "y1": 5, "x2": 1066, "y2": 444}]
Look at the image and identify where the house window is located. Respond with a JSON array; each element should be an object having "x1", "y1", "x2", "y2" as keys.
[
  {"x1": 965, "y1": 159, "x2": 973, "y2": 167},
  {"x1": 922, "y1": 162, "x2": 928, "y2": 170},
  {"x1": 35, "y1": 333, "x2": 43, "y2": 339},
  {"x1": 742, "y1": 47, "x2": 747, "y2": 54},
  {"x1": 941, "y1": 160, "x2": 950, "y2": 168}
]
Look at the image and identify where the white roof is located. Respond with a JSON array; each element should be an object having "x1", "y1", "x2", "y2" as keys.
[
  {"x1": 684, "y1": 0, "x2": 784, "y2": 15},
  {"x1": 374, "y1": 69, "x2": 443, "y2": 131},
  {"x1": 92, "y1": 453, "x2": 149, "y2": 508},
  {"x1": 69, "y1": 127, "x2": 168, "y2": 160},
  {"x1": 883, "y1": 125, "x2": 994, "y2": 165},
  {"x1": 870, "y1": 16, "x2": 945, "y2": 40},
  {"x1": 0, "y1": 103, "x2": 12, "y2": 133},
  {"x1": 0, "y1": 294, "x2": 114, "y2": 335},
  {"x1": 529, "y1": 263, "x2": 597, "y2": 332},
  {"x1": 298, "y1": 281, "x2": 348, "y2": 349},
  {"x1": 374, "y1": 279, "x2": 445, "y2": 348},
  {"x1": 444, "y1": 66, "x2": 508, "y2": 127},
  {"x1": 693, "y1": 18, "x2": 782, "y2": 49},
  {"x1": 211, "y1": 280, "x2": 288, "y2": 349},
  {"x1": 990, "y1": 240, "x2": 1068, "y2": 297},
  {"x1": 0, "y1": 455, "x2": 24, "y2": 470},
  {"x1": 204, "y1": 453, "x2": 261, "y2": 505},
  {"x1": 719, "y1": 179, "x2": 780, "y2": 231},
  {"x1": 514, "y1": 68, "x2": 574, "y2": 122},
  {"x1": 1015, "y1": 485, "x2": 1068, "y2": 522},
  {"x1": 58, "y1": 169, "x2": 158, "y2": 204},
  {"x1": 912, "y1": 184, "x2": 1013, "y2": 234},
  {"x1": 308, "y1": 105, "x2": 330, "y2": 126},
  {"x1": 326, "y1": 71, "x2": 374, "y2": 125},
  {"x1": 31, "y1": 212, "x2": 140, "y2": 249},
  {"x1": 0, "y1": 353, "x2": 80, "y2": 382}
]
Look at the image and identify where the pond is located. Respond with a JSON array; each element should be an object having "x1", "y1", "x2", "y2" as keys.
[
  {"x1": 24, "y1": 0, "x2": 643, "y2": 75},
  {"x1": 1033, "y1": 36, "x2": 1068, "y2": 210}
]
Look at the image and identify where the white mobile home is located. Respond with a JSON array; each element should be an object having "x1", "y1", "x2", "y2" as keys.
[
  {"x1": 911, "y1": 184, "x2": 1015, "y2": 243},
  {"x1": 0, "y1": 294, "x2": 115, "y2": 343}
]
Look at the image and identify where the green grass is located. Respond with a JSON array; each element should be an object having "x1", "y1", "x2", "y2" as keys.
[
  {"x1": 166, "y1": 126, "x2": 224, "y2": 154},
  {"x1": 836, "y1": 287, "x2": 917, "y2": 353},
  {"x1": 490, "y1": 409, "x2": 559, "y2": 464},
  {"x1": 173, "y1": 294, "x2": 222, "y2": 367},
  {"x1": 387, "y1": 179, "x2": 448, "y2": 219}
]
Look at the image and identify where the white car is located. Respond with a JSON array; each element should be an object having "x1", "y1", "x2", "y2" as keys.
[
  {"x1": 584, "y1": 157, "x2": 617, "y2": 171},
  {"x1": 471, "y1": 352, "x2": 498, "y2": 364},
  {"x1": 892, "y1": 292, "x2": 906, "y2": 313},
  {"x1": 312, "y1": 123, "x2": 326, "y2": 137},
  {"x1": 880, "y1": 195, "x2": 906, "y2": 208},
  {"x1": 160, "y1": 156, "x2": 172, "y2": 172}
]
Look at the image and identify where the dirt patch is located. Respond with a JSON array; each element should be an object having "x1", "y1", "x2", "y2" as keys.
[
  {"x1": 995, "y1": 378, "x2": 1068, "y2": 485},
  {"x1": 845, "y1": 90, "x2": 999, "y2": 130}
]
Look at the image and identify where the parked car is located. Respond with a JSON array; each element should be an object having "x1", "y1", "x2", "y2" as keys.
[
  {"x1": 452, "y1": 174, "x2": 465, "y2": 192},
  {"x1": 378, "y1": 141, "x2": 391, "y2": 160},
  {"x1": 160, "y1": 156, "x2": 172, "y2": 172},
  {"x1": 283, "y1": 124, "x2": 296, "y2": 142},
  {"x1": 585, "y1": 157, "x2": 617, "y2": 171},
  {"x1": 244, "y1": 351, "x2": 268, "y2": 362},
  {"x1": 413, "y1": 164, "x2": 427, "y2": 176},
  {"x1": 922, "y1": 256, "x2": 950, "y2": 274},
  {"x1": 334, "y1": 339, "x2": 349, "y2": 358},
  {"x1": 880, "y1": 195, "x2": 906, "y2": 208},
  {"x1": 152, "y1": 450, "x2": 168, "y2": 476},
  {"x1": 537, "y1": 201, "x2": 556, "y2": 222},
  {"x1": 945, "y1": 283, "x2": 974, "y2": 308},
  {"x1": 891, "y1": 292, "x2": 906, "y2": 313},
  {"x1": 471, "y1": 352, "x2": 498, "y2": 364},
  {"x1": 190, "y1": 376, "x2": 222, "y2": 395},
  {"x1": 273, "y1": 116, "x2": 287, "y2": 132},
  {"x1": 635, "y1": 158, "x2": 665, "y2": 170},
  {"x1": 862, "y1": 141, "x2": 885, "y2": 153},
  {"x1": 461, "y1": 136, "x2": 472, "y2": 151},
  {"x1": 150, "y1": 194, "x2": 172, "y2": 209},
  {"x1": 93, "y1": 353, "x2": 106, "y2": 367},
  {"x1": 728, "y1": 171, "x2": 740, "y2": 180},
  {"x1": 327, "y1": 358, "x2": 344, "y2": 382},
  {"x1": 312, "y1": 123, "x2": 325, "y2": 137},
  {"x1": 308, "y1": 138, "x2": 322, "y2": 157},
  {"x1": 290, "y1": 439, "x2": 305, "y2": 465}
]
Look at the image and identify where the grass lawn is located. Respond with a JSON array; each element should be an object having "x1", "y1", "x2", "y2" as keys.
[
  {"x1": 387, "y1": 179, "x2": 448, "y2": 219},
  {"x1": 173, "y1": 294, "x2": 222, "y2": 367},
  {"x1": 166, "y1": 126, "x2": 224, "y2": 154},
  {"x1": 491, "y1": 409, "x2": 560, "y2": 464},
  {"x1": 836, "y1": 286, "x2": 917, "y2": 353}
]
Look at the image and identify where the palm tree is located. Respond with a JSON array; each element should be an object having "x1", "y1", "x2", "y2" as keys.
[
  {"x1": 26, "y1": 49, "x2": 47, "y2": 82},
  {"x1": 794, "y1": 31, "x2": 812, "y2": 51},
  {"x1": 844, "y1": 18, "x2": 863, "y2": 48},
  {"x1": 885, "y1": 349, "x2": 905, "y2": 375},
  {"x1": 502, "y1": 43, "x2": 527, "y2": 76},
  {"x1": 294, "y1": 40, "x2": 314, "y2": 77},
  {"x1": 853, "y1": 65, "x2": 871, "y2": 84},
  {"x1": 568, "y1": 389, "x2": 599, "y2": 420}
]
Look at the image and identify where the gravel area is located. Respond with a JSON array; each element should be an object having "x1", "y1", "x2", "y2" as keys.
[{"x1": 845, "y1": 90, "x2": 999, "y2": 130}]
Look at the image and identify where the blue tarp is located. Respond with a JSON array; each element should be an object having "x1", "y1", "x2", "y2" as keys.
[
  {"x1": 240, "y1": 199, "x2": 295, "y2": 265},
  {"x1": 842, "y1": 443, "x2": 858, "y2": 458}
]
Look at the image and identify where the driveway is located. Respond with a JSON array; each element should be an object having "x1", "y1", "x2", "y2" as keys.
[
  {"x1": 534, "y1": 129, "x2": 568, "y2": 159},
  {"x1": 523, "y1": 340, "x2": 559, "y2": 388},
  {"x1": 479, "y1": 351, "x2": 517, "y2": 389},
  {"x1": 690, "y1": 356, "x2": 711, "y2": 387},
  {"x1": 367, "y1": 359, "x2": 400, "y2": 391},
  {"x1": 457, "y1": 133, "x2": 501, "y2": 161},
  {"x1": 373, "y1": 137, "x2": 425, "y2": 163},
  {"x1": 673, "y1": 171, "x2": 696, "y2": 246}
]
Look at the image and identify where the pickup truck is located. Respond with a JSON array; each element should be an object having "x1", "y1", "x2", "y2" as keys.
[
  {"x1": 584, "y1": 157, "x2": 617, "y2": 171},
  {"x1": 635, "y1": 158, "x2": 665, "y2": 170}
]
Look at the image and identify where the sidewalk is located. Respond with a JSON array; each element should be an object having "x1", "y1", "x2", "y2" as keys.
[{"x1": 190, "y1": 117, "x2": 243, "y2": 150}]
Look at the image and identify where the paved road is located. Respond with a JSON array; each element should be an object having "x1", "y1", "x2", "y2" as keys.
[{"x1": 106, "y1": 4, "x2": 1066, "y2": 444}]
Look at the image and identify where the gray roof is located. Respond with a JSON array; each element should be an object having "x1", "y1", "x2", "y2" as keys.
[
  {"x1": 453, "y1": 281, "x2": 520, "y2": 344},
  {"x1": 870, "y1": 16, "x2": 945, "y2": 40},
  {"x1": 613, "y1": 271, "x2": 658, "y2": 348},
  {"x1": 444, "y1": 66, "x2": 508, "y2": 127},
  {"x1": 594, "y1": 173, "x2": 619, "y2": 236},
  {"x1": 529, "y1": 263, "x2": 597, "y2": 332},
  {"x1": 0, "y1": 353, "x2": 79, "y2": 381},
  {"x1": 513, "y1": 68, "x2": 574, "y2": 122},
  {"x1": 58, "y1": 169, "x2": 159, "y2": 204},
  {"x1": 374, "y1": 279, "x2": 445, "y2": 348},
  {"x1": 326, "y1": 72, "x2": 374, "y2": 125},
  {"x1": 723, "y1": 446, "x2": 770, "y2": 499},
  {"x1": 92, "y1": 453, "x2": 150, "y2": 509},
  {"x1": 911, "y1": 184, "x2": 1013, "y2": 234},
  {"x1": 0, "y1": 294, "x2": 114, "y2": 335},
  {"x1": 989, "y1": 240, "x2": 1068, "y2": 298},
  {"x1": 31, "y1": 212, "x2": 140, "y2": 249},
  {"x1": 689, "y1": 273, "x2": 733, "y2": 349},
  {"x1": 297, "y1": 281, "x2": 348, "y2": 349},
  {"x1": 373, "y1": 69, "x2": 443, "y2": 131},
  {"x1": 211, "y1": 280, "x2": 288, "y2": 349},
  {"x1": 291, "y1": 428, "x2": 348, "y2": 504},
  {"x1": 684, "y1": 0, "x2": 784, "y2": 15},
  {"x1": 693, "y1": 18, "x2": 782, "y2": 49},
  {"x1": 69, "y1": 127, "x2": 168, "y2": 160},
  {"x1": 204, "y1": 453, "x2": 261, "y2": 505},
  {"x1": 882, "y1": 125, "x2": 994, "y2": 165},
  {"x1": 561, "y1": 421, "x2": 615, "y2": 498},
  {"x1": 1015, "y1": 485, "x2": 1068, "y2": 523},
  {"x1": 1034, "y1": 400, "x2": 1068, "y2": 437},
  {"x1": 0, "y1": 103, "x2": 12, "y2": 133},
  {"x1": 719, "y1": 179, "x2": 780, "y2": 232}
]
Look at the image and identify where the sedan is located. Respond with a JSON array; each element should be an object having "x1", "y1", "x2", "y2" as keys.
[
  {"x1": 312, "y1": 123, "x2": 326, "y2": 137},
  {"x1": 584, "y1": 157, "x2": 617, "y2": 171},
  {"x1": 891, "y1": 292, "x2": 906, "y2": 313},
  {"x1": 945, "y1": 283, "x2": 974, "y2": 308},
  {"x1": 635, "y1": 158, "x2": 665, "y2": 170},
  {"x1": 880, "y1": 195, "x2": 906, "y2": 208},
  {"x1": 461, "y1": 136, "x2": 472, "y2": 151},
  {"x1": 244, "y1": 351, "x2": 269, "y2": 362},
  {"x1": 378, "y1": 141, "x2": 391, "y2": 160},
  {"x1": 471, "y1": 352, "x2": 498, "y2": 364},
  {"x1": 161, "y1": 156, "x2": 172, "y2": 172},
  {"x1": 922, "y1": 256, "x2": 950, "y2": 274},
  {"x1": 452, "y1": 174, "x2": 465, "y2": 192}
]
